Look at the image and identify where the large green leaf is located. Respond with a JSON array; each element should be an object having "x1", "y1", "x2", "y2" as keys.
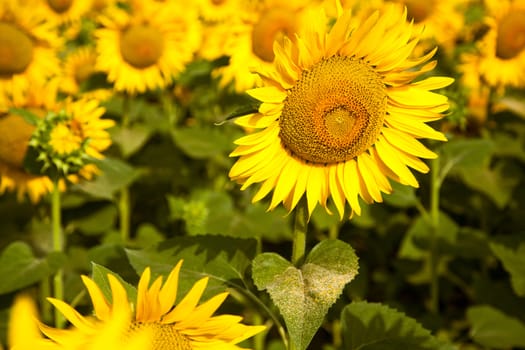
[
  {"x1": 111, "y1": 125, "x2": 152, "y2": 158},
  {"x1": 490, "y1": 242, "x2": 525, "y2": 297},
  {"x1": 440, "y1": 138, "x2": 494, "y2": 174},
  {"x1": 252, "y1": 239, "x2": 359, "y2": 350},
  {"x1": 0, "y1": 241, "x2": 66, "y2": 295},
  {"x1": 125, "y1": 235, "x2": 257, "y2": 298},
  {"x1": 74, "y1": 157, "x2": 141, "y2": 200},
  {"x1": 341, "y1": 301, "x2": 443, "y2": 350},
  {"x1": 467, "y1": 305, "x2": 525, "y2": 348},
  {"x1": 172, "y1": 126, "x2": 234, "y2": 159}
]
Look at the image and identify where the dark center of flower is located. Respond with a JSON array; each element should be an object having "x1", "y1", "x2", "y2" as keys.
[
  {"x1": 130, "y1": 322, "x2": 192, "y2": 350},
  {"x1": 496, "y1": 10, "x2": 525, "y2": 59},
  {"x1": 0, "y1": 22, "x2": 34, "y2": 77},
  {"x1": 252, "y1": 7, "x2": 297, "y2": 62},
  {"x1": 47, "y1": 0, "x2": 73, "y2": 13},
  {"x1": 279, "y1": 56, "x2": 387, "y2": 164},
  {"x1": 211, "y1": 0, "x2": 226, "y2": 5},
  {"x1": 74, "y1": 58, "x2": 96, "y2": 85},
  {"x1": 120, "y1": 25, "x2": 164, "y2": 69},
  {"x1": 404, "y1": 0, "x2": 434, "y2": 23},
  {"x1": 0, "y1": 114, "x2": 36, "y2": 168}
]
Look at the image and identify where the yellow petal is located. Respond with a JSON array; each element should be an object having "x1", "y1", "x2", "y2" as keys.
[
  {"x1": 158, "y1": 261, "x2": 183, "y2": 316},
  {"x1": 81, "y1": 276, "x2": 110, "y2": 321},
  {"x1": 162, "y1": 277, "x2": 208, "y2": 324}
]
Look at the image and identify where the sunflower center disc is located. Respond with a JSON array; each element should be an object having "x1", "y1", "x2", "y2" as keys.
[
  {"x1": 0, "y1": 22, "x2": 34, "y2": 76},
  {"x1": 405, "y1": 0, "x2": 434, "y2": 23},
  {"x1": 47, "y1": 0, "x2": 73, "y2": 13},
  {"x1": 120, "y1": 25, "x2": 164, "y2": 69},
  {"x1": 496, "y1": 10, "x2": 525, "y2": 59},
  {"x1": 252, "y1": 7, "x2": 297, "y2": 62},
  {"x1": 0, "y1": 114, "x2": 36, "y2": 168},
  {"x1": 130, "y1": 322, "x2": 192, "y2": 350},
  {"x1": 74, "y1": 57, "x2": 96, "y2": 84},
  {"x1": 279, "y1": 56, "x2": 387, "y2": 164}
]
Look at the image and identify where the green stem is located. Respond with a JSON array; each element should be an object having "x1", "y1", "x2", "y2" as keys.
[
  {"x1": 39, "y1": 278, "x2": 52, "y2": 324},
  {"x1": 51, "y1": 180, "x2": 65, "y2": 328},
  {"x1": 119, "y1": 186, "x2": 130, "y2": 244},
  {"x1": 291, "y1": 198, "x2": 308, "y2": 266},
  {"x1": 429, "y1": 156, "x2": 441, "y2": 314}
]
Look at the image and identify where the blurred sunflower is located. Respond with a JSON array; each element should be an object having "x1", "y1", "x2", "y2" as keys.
[
  {"x1": 0, "y1": 0, "x2": 61, "y2": 110},
  {"x1": 477, "y1": 0, "x2": 525, "y2": 88},
  {"x1": 59, "y1": 47, "x2": 113, "y2": 101},
  {"x1": 95, "y1": 0, "x2": 202, "y2": 94},
  {"x1": 8, "y1": 293, "x2": 153, "y2": 350},
  {"x1": 37, "y1": 0, "x2": 91, "y2": 26},
  {"x1": 229, "y1": 4, "x2": 453, "y2": 218},
  {"x1": 390, "y1": 0, "x2": 467, "y2": 55},
  {"x1": 41, "y1": 261, "x2": 265, "y2": 349},
  {"x1": 0, "y1": 80, "x2": 60, "y2": 203},
  {"x1": 215, "y1": 0, "x2": 314, "y2": 92},
  {"x1": 196, "y1": 0, "x2": 245, "y2": 23}
]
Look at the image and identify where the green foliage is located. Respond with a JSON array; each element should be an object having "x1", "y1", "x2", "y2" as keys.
[
  {"x1": 252, "y1": 240, "x2": 358, "y2": 350},
  {"x1": 0, "y1": 242, "x2": 66, "y2": 295},
  {"x1": 490, "y1": 242, "x2": 525, "y2": 297},
  {"x1": 125, "y1": 236, "x2": 257, "y2": 297},
  {"x1": 467, "y1": 305, "x2": 525, "y2": 348},
  {"x1": 341, "y1": 301, "x2": 446, "y2": 350}
]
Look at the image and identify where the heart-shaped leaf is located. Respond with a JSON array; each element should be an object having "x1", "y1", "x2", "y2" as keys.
[{"x1": 252, "y1": 239, "x2": 359, "y2": 350}]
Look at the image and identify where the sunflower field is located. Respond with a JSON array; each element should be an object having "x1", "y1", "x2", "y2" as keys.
[{"x1": 1, "y1": 0, "x2": 525, "y2": 349}]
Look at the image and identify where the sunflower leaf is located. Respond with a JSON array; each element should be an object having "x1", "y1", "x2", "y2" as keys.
[
  {"x1": 252, "y1": 239, "x2": 359, "y2": 350},
  {"x1": 341, "y1": 301, "x2": 445, "y2": 350},
  {"x1": 489, "y1": 242, "x2": 525, "y2": 297},
  {"x1": 0, "y1": 241, "x2": 66, "y2": 295},
  {"x1": 467, "y1": 305, "x2": 525, "y2": 348},
  {"x1": 91, "y1": 263, "x2": 137, "y2": 304},
  {"x1": 125, "y1": 235, "x2": 257, "y2": 298}
]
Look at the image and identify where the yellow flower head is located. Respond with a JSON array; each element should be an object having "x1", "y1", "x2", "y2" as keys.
[
  {"x1": 8, "y1": 293, "x2": 154, "y2": 350},
  {"x1": 477, "y1": 0, "x2": 525, "y2": 88},
  {"x1": 95, "y1": 0, "x2": 202, "y2": 94},
  {"x1": 0, "y1": 0, "x2": 61, "y2": 110},
  {"x1": 40, "y1": 261, "x2": 265, "y2": 350},
  {"x1": 229, "y1": 4, "x2": 453, "y2": 219}
]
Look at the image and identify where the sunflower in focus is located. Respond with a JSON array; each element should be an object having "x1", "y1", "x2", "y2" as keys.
[
  {"x1": 229, "y1": 4, "x2": 453, "y2": 218},
  {"x1": 214, "y1": 0, "x2": 314, "y2": 92},
  {"x1": 477, "y1": 0, "x2": 525, "y2": 88},
  {"x1": 39, "y1": 260, "x2": 265, "y2": 350},
  {"x1": 0, "y1": 0, "x2": 61, "y2": 110},
  {"x1": 95, "y1": 0, "x2": 202, "y2": 94},
  {"x1": 59, "y1": 47, "x2": 113, "y2": 101},
  {"x1": 8, "y1": 293, "x2": 153, "y2": 350}
]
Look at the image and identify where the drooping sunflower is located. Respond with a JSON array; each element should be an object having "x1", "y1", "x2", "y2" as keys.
[
  {"x1": 214, "y1": 0, "x2": 315, "y2": 92},
  {"x1": 229, "y1": 4, "x2": 453, "y2": 218},
  {"x1": 95, "y1": 0, "x2": 202, "y2": 94},
  {"x1": 477, "y1": 0, "x2": 525, "y2": 88},
  {"x1": 40, "y1": 261, "x2": 265, "y2": 350},
  {"x1": 0, "y1": 80, "x2": 61, "y2": 203},
  {"x1": 0, "y1": 0, "x2": 61, "y2": 110},
  {"x1": 8, "y1": 293, "x2": 153, "y2": 350}
]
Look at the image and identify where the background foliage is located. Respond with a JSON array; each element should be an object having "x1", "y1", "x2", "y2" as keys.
[{"x1": 1, "y1": 0, "x2": 525, "y2": 349}]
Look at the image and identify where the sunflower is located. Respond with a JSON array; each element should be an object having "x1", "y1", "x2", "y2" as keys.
[
  {"x1": 40, "y1": 260, "x2": 265, "y2": 350},
  {"x1": 214, "y1": 0, "x2": 314, "y2": 92},
  {"x1": 388, "y1": 0, "x2": 468, "y2": 55},
  {"x1": 0, "y1": 80, "x2": 61, "y2": 203},
  {"x1": 0, "y1": 0, "x2": 61, "y2": 110},
  {"x1": 476, "y1": 0, "x2": 525, "y2": 88},
  {"x1": 229, "y1": 4, "x2": 453, "y2": 218},
  {"x1": 94, "y1": 0, "x2": 202, "y2": 94},
  {"x1": 196, "y1": 0, "x2": 246, "y2": 23},
  {"x1": 8, "y1": 293, "x2": 153, "y2": 350},
  {"x1": 59, "y1": 47, "x2": 113, "y2": 102},
  {"x1": 36, "y1": 0, "x2": 91, "y2": 26}
]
